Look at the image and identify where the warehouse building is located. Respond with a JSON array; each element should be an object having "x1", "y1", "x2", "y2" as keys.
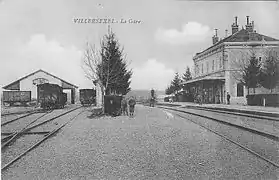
[
  {"x1": 2, "y1": 69, "x2": 78, "y2": 104},
  {"x1": 183, "y1": 16, "x2": 279, "y2": 105}
]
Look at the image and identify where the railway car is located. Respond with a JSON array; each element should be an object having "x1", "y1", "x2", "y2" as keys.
[
  {"x1": 79, "y1": 89, "x2": 96, "y2": 106},
  {"x1": 37, "y1": 83, "x2": 67, "y2": 109},
  {"x1": 2, "y1": 91, "x2": 31, "y2": 106}
]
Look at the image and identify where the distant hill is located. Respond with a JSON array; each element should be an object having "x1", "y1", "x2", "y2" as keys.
[{"x1": 126, "y1": 89, "x2": 165, "y2": 99}]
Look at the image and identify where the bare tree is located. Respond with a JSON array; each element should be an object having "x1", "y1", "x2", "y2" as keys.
[
  {"x1": 231, "y1": 48, "x2": 263, "y2": 94},
  {"x1": 231, "y1": 49, "x2": 255, "y2": 83},
  {"x1": 231, "y1": 46, "x2": 279, "y2": 94},
  {"x1": 82, "y1": 42, "x2": 102, "y2": 83},
  {"x1": 81, "y1": 42, "x2": 106, "y2": 110},
  {"x1": 81, "y1": 28, "x2": 132, "y2": 113}
]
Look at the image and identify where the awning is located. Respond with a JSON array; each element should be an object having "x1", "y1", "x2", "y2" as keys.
[{"x1": 182, "y1": 76, "x2": 225, "y2": 85}]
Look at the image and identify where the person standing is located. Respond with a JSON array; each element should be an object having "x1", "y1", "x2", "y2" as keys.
[
  {"x1": 227, "y1": 92, "x2": 231, "y2": 105},
  {"x1": 121, "y1": 97, "x2": 128, "y2": 116},
  {"x1": 128, "y1": 97, "x2": 136, "y2": 117}
]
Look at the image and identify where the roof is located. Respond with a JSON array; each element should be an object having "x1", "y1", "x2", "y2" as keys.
[
  {"x1": 195, "y1": 29, "x2": 279, "y2": 57},
  {"x1": 183, "y1": 76, "x2": 225, "y2": 85},
  {"x1": 3, "y1": 69, "x2": 78, "y2": 89}
]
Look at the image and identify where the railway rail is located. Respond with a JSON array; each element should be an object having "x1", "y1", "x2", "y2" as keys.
[
  {"x1": 1, "y1": 109, "x2": 39, "y2": 117},
  {"x1": 1, "y1": 110, "x2": 53, "y2": 149},
  {"x1": 159, "y1": 106, "x2": 279, "y2": 169},
  {"x1": 183, "y1": 106, "x2": 279, "y2": 121},
  {"x1": 157, "y1": 103, "x2": 279, "y2": 121},
  {"x1": 1, "y1": 110, "x2": 47, "y2": 127},
  {"x1": 1, "y1": 106, "x2": 85, "y2": 171},
  {"x1": 159, "y1": 106, "x2": 278, "y2": 141}
]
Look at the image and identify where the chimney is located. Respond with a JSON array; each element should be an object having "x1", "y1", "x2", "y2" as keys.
[
  {"x1": 225, "y1": 29, "x2": 228, "y2": 37},
  {"x1": 246, "y1": 16, "x2": 249, "y2": 25},
  {"x1": 231, "y1": 16, "x2": 239, "y2": 34},
  {"x1": 245, "y1": 16, "x2": 254, "y2": 32},
  {"x1": 212, "y1": 29, "x2": 219, "y2": 45}
]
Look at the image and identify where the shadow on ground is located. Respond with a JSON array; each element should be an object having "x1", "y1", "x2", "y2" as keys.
[{"x1": 87, "y1": 107, "x2": 104, "y2": 119}]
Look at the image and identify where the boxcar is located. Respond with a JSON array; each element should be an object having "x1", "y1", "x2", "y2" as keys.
[
  {"x1": 37, "y1": 83, "x2": 66, "y2": 109},
  {"x1": 79, "y1": 89, "x2": 96, "y2": 106},
  {"x1": 2, "y1": 91, "x2": 31, "y2": 106}
]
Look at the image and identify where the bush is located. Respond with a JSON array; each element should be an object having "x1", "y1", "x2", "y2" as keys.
[{"x1": 246, "y1": 94, "x2": 279, "y2": 107}]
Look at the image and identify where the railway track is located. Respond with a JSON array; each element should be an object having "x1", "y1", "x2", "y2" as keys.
[
  {"x1": 1, "y1": 110, "x2": 53, "y2": 148},
  {"x1": 183, "y1": 105, "x2": 279, "y2": 121},
  {"x1": 1, "y1": 110, "x2": 47, "y2": 127},
  {"x1": 1, "y1": 109, "x2": 40, "y2": 117},
  {"x1": 1, "y1": 106, "x2": 86, "y2": 171},
  {"x1": 159, "y1": 106, "x2": 279, "y2": 169},
  {"x1": 157, "y1": 103, "x2": 279, "y2": 121}
]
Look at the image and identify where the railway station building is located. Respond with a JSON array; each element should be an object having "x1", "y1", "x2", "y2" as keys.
[
  {"x1": 2, "y1": 69, "x2": 78, "y2": 104},
  {"x1": 183, "y1": 16, "x2": 279, "y2": 105}
]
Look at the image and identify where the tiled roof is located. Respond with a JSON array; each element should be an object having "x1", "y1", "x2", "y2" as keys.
[{"x1": 195, "y1": 29, "x2": 279, "y2": 57}]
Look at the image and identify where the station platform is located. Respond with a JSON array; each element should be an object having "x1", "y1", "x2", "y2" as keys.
[{"x1": 157, "y1": 101, "x2": 279, "y2": 117}]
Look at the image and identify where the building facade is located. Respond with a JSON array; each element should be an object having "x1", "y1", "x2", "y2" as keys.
[
  {"x1": 3, "y1": 69, "x2": 78, "y2": 104},
  {"x1": 183, "y1": 16, "x2": 279, "y2": 105}
]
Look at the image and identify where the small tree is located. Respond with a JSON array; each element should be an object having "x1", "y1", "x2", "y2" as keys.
[
  {"x1": 182, "y1": 66, "x2": 192, "y2": 82},
  {"x1": 260, "y1": 51, "x2": 279, "y2": 93},
  {"x1": 241, "y1": 54, "x2": 261, "y2": 94},
  {"x1": 182, "y1": 66, "x2": 192, "y2": 92},
  {"x1": 165, "y1": 86, "x2": 173, "y2": 95},
  {"x1": 171, "y1": 72, "x2": 182, "y2": 95}
]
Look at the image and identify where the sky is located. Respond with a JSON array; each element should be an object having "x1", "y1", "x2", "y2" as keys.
[{"x1": 0, "y1": 0, "x2": 279, "y2": 91}]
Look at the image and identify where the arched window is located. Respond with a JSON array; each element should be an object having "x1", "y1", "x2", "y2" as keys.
[{"x1": 237, "y1": 83, "x2": 244, "y2": 97}]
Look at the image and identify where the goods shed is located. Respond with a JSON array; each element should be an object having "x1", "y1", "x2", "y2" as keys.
[{"x1": 2, "y1": 69, "x2": 78, "y2": 104}]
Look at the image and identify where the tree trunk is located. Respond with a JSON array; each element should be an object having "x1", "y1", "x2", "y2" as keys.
[{"x1": 101, "y1": 86, "x2": 105, "y2": 114}]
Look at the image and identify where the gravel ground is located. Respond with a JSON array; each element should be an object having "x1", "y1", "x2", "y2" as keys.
[
  {"x1": 1, "y1": 113, "x2": 28, "y2": 124},
  {"x1": 2, "y1": 135, "x2": 42, "y2": 166},
  {"x1": 2, "y1": 105, "x2": 279, "y2": 180},
  {"x1": 1, "y1": 107, "x2": 84, "y2": 169},
  {"x1": 1, "y1": 106, "x2": 38, "y2": 116},
  {"x1": 29, "y1": 107, "x2": 85, "y2": 133},
  {"x1": 170, "y1": 109, "x2": 279, "y2": 165},
  {"x1": 1, "y1": 106, "x2": 79, "y2": 134},
  {"x1": 1, "y1": 113, "x2": 50, "y2": 133},
  {"x1": 179, "y1": 107, "x2": 279, "y2": 135}
]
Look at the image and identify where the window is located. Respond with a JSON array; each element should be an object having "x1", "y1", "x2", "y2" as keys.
[
  {"x1": 219, "y1": 57, "x2": 222, "y2": 68},
  {"x1": 237, "y1": 83, "x2": 244, "y2": 97},
  {"x1": 201, "y1": 64, "x2": 204, "y2": 74},
  {"x1": 206, "y1": 62, "x2": 209, "y2": 73},
  {"x1": 212, "y1": 60, "x2": 215, "y2": 71},
  {"x1": 259, "y1": 56, "x2": 262, "y2": 62}
]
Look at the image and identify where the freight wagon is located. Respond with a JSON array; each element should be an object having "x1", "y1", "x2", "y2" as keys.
[
  {"x1": 79, "y1": 89, "x2": 96, "y2": 106},
  {"x1": 3, "y1": 91, "x2": 31, "y2": 106},
  {"x1": 37, "y1": 83, "x2": 67, "y2": 109}
]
